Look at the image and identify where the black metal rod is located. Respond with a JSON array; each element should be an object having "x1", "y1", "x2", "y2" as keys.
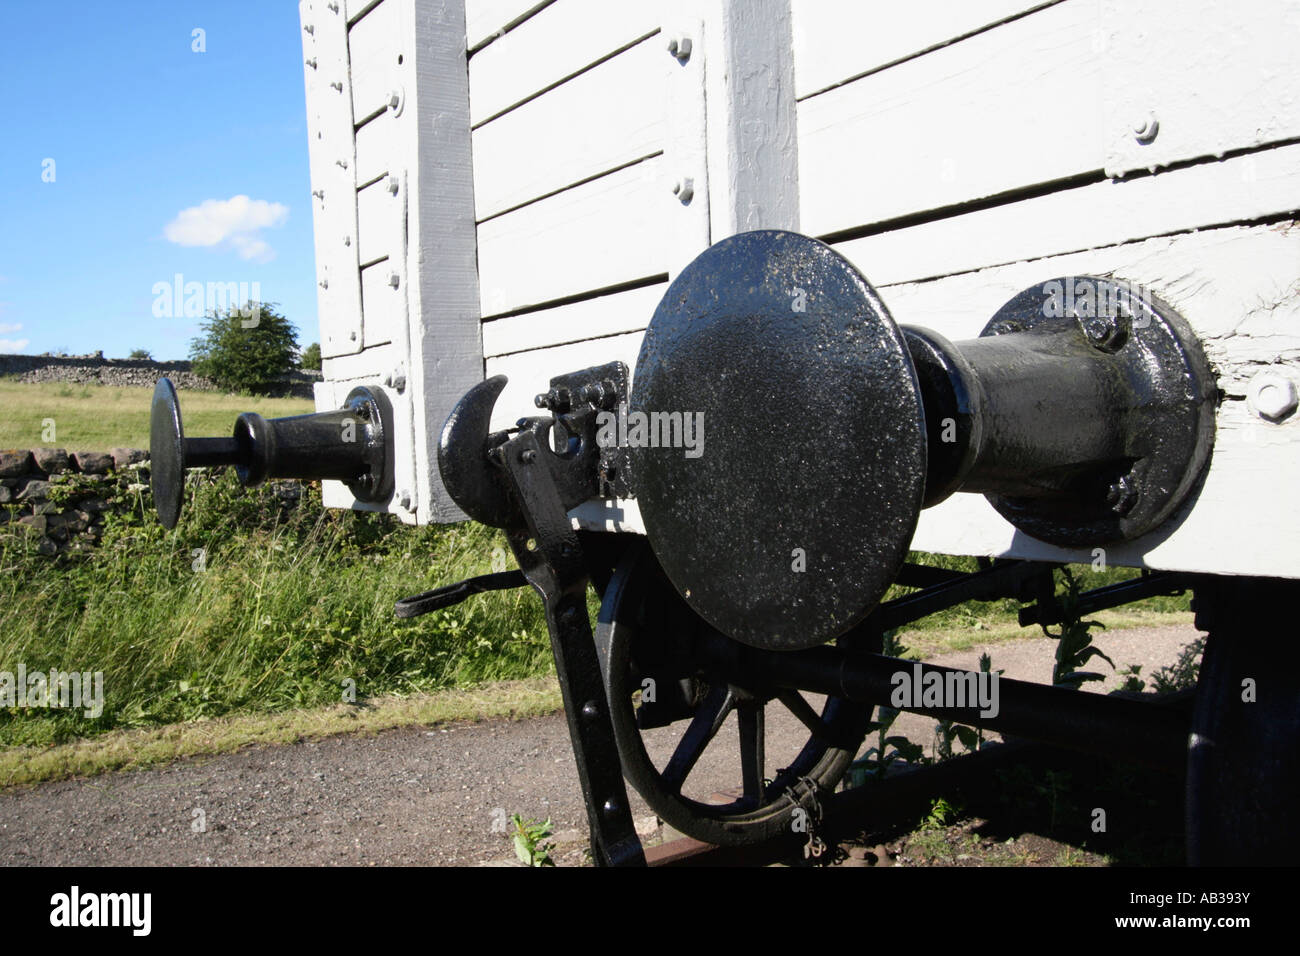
[
  {"x1": 709, "y1": 643, "x2": 1188, "y2": 770},
  {"x1": 184, "y1": 437, "x2": 241, "y2": 467},
  {"x1": 1019, "y1": 571, "x2": 1188, "y2": 626}
]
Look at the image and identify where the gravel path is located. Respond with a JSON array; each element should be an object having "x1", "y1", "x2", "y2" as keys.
[{"x1": 0, "y1": 623, "x2": 1201, "y2": 866}]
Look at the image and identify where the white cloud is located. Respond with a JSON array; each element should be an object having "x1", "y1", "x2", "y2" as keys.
[
  {"x1": 0, "y1": 320, "x2": 27, "y2": 350},
  {"x1": 163, "y1": 195, "x2": 288, "y2": 263}
]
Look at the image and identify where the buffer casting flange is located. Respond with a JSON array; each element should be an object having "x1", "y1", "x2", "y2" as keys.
[{"x1": 630, "y1": 230, "x2": 1216, "y2": 651}]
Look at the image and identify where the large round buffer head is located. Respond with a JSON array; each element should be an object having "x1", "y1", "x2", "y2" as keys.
[
  {"x1": 150, "y1": 377, "x2": 186, "y2": 529},
  {"x1": 631, "y1": 230, "x2": 927, "y2": 651}
]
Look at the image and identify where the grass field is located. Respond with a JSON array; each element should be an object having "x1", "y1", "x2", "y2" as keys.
[{"x1": 0, "y1": 379, "x2": 314, "y2": 449}]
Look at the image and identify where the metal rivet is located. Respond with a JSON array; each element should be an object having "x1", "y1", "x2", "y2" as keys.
[
  {"x1": 581, "y1": 701, "x2": 599, "y2": 719},
  {"x1": 666, "y1": 35, "x2": 692, "y2": 60},
  {"x1": 396, "y1": 489, "x2": 412, "y2": 510},
  {"x1": 388, "y1": 272, "x2": 400, "y2": 289},
  {"x1": 387, "y1": 175, "x2": 399, "y2": 195},
  {"x1": 1133, "y1": 113, "x2": 1159, "y2": 145},
  {"x1": 602, "y1": 798, "x2": 621, "y2": 818},
  {"x1": 520, "y1": 449, "x2": 536, "y2": 464},
  {"x1": 672, "y1": 177, "x2": 694, "y2": 203},
  {"x1": 1249, "y1": 370, "x2": 1298, "y2": 422}
]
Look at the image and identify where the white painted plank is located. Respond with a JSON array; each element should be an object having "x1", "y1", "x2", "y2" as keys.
[
  {"x1": 361, "y1": 259, "x2": 403, "y2": 348},
  {"x1": 321, "y1": 341, "x2": 403, "y2": 383},
  {"x1": 467, "y1": 0, "x2": 658, "y2": 126},
  {"x1": 476, "y1": 157, "x2": 669, "y2": 317},
  {"x1": 348, "y1": 0, "x2": 409, "y2": 124},
  {"x1": 301, "y1": 0, "x2": 364, "y2": 359},
  {"x1": 799, "y1": 0, "x2": 1102, "y2": 238},
  {"x1": 791, "y1": 0, "x2": 1059, "y2": 99},
  {"x1": 1102, "y1": 0, "x2": 1300, "y2": 177},
  {"x1": 833, "y1": 142, "x2": 1300, "y2": 288},
  {"x1": 465, "y1": 0, "x2": 553, "y2": 50},
  {"x1": 471, "y1": 36, "x2": 666, "y2": 221},
  {"x1": 353, "y1": 111, "x2": 398, "y2": 187},
  {"x1": 481, "y1": 281, "x2": 664, "y2": 357},
  {"x1": 485, "y1": 330, "x2": 645, "y2": 430},
  {"x1": 356, "y1": 173, "x2": 404, "y2": 266}
]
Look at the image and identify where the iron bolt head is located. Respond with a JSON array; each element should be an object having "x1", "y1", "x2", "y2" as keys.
[
  {"x1": 396, "y1": 489, "x2": 412, "y2": 510},
  {"x1": 1249, "y1": 370, "x2": 1298, "y2": 422},
  {"x1": 1078, "y1": 311, "x2": 1130, "y2": 352},
  {"x1": 1134, "y1": 113, "x2": 1159, "y2": 145},
  {"x1": 1106, "y1": 475, "x2": 1138, "y2": 516},
  {"x1": 520, "y1": 449, "x2": 537, "y2": 464},
  {"x1": 577, "y1": 379, "x2": 617, "y2": 409},
  {"x1": 581, "y1": 700, "x2": 599, "y2": 719},
  {"x1": 387, "y1": 176, "x2": 399, "y2": 195},
  {"x1": 666, "y1": 35, "x2": 692, "y2": 60},
  {"x1": 672, "y1": 177, "x2": 695, "y2": 203},
  {"x1": 534, "y1": 386, "x2": 571, "y2": 412},
  {"x1": 388, "y1": 272, "x2": 400, "y2": 288}
]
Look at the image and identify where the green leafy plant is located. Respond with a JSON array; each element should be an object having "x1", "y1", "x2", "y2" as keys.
[
  {"x1": 509, "y1": 813, "x2": 556, "y2": 867},
  {"x1": 299, "y1": 342, "x2": 321, "y2": 371},
  {"x1": 127, "y1": 348, "x2": 153, "y2": 360},
  {"x1": 1151, "y1": 636, "x2": 1205, "y2": 693},
  {"x1": 844, "y1": 631, "x2": 928, "y2": 787},
  {"x1": 189, "y1": 301, "x2": 300, "y2": 395},
  {"x1": 1117, "y1": 663, "x2": 1146, "y2": 693},
  {"x1": 1044, "y1": 567, "x2": 1114, "y2": 689},
  {"x1": 922, "y1": 796, "x2": 960, "y2": 830}
]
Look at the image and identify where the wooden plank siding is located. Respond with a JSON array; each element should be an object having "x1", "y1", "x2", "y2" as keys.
[{"x1": 305, "y1": 0, "x2": 1300, "y2": 580}]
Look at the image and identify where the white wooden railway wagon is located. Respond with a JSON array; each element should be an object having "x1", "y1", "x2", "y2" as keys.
[{"x1": 280, "y1": 0, "x2": 1300, "y2": 863}]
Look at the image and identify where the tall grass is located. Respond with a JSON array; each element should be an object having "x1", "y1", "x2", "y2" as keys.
[
  {"x1": 0, "y1": 469, "x2": 1191, "y2": 751},
  {"x1": 0, "y1": 470, "x2": 551, "y2": 748}
]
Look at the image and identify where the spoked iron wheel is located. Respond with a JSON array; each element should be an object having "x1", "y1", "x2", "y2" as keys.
[{"x1": 595, "y1": 543, "x2": 874, "y2": 847}]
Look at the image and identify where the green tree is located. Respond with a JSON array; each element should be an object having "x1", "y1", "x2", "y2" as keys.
[
  {"x1": 300, "y1": 341, "x2": 322, "y2": 371},
  {"x1": 127, "y1": 348, "x2": 153, "y2": 360},
  {"x1": 189, "y1": 301, "x2": 299, "y2": 394}
]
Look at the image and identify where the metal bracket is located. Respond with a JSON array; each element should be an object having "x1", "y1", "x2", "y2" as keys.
[{"x1": 437, "y1": 363, "x2": 643, "y2": 866}]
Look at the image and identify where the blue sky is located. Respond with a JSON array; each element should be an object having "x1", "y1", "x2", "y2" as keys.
[{"x1": 0, "y1": 1, "x2": 319, "y2": 359}]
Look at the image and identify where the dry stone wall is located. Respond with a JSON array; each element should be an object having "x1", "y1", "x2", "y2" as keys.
[
  {"x1": 0, "y1": 447, "x2": 150, "y2": 555},
  {"x1": 0, "y1": 353, "x2": 321, "y2": 398}
]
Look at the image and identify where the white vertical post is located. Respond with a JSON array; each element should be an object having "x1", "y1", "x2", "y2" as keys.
[{"x1": 702, "y1": 0, "x2": 801, "y2": 238}]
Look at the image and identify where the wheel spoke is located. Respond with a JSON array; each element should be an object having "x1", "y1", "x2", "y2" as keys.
[
  {"x1": 662, "y1": 685, "x2": 734, "y2": 793},
  {"x1": 776, "y1": 689, "x2": 829, "y2": 740},
  {"x1": 738, "y1": 700, "x2": 766, "y2": 804}
]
